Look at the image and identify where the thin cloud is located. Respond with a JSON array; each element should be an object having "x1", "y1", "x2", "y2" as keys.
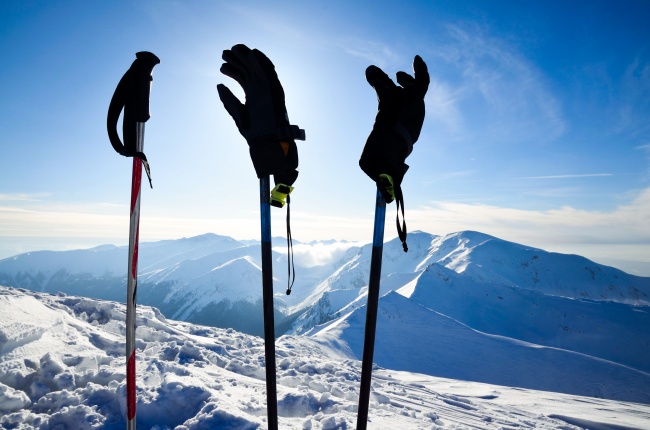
[
  {"x1": 406, "y1": 187, "x2": 650, "y2": 261},
  {"x1": 634, "y1": 143, "x2": 650, "y2": 182},
  {"x1": 340, "y1": 38, "x2": 401, "y2": 70},
  {"x1": 428, "y1": 23, "x2": 566, "y2": 144},
  {"x1": 523, "y1": 174, "x2": 613, "y2": 179},
  {"x1": 0, "y1": 193, "x2": 50, "y2": 202},
  {"x1": 426, "y1": 79, "x2": 465, "y2": 133}
]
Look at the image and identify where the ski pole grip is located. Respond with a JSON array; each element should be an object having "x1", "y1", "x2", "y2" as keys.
[
  {"x1": 107, "y1": 51, "x2": 160, "y2": 156},
  {"x1": 132, "y1": 51, "x2": 160, "y2": 123}
]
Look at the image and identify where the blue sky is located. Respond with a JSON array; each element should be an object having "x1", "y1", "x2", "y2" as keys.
[{"x1": 1, "y1": 0, "x2": 649, "y2": 272}]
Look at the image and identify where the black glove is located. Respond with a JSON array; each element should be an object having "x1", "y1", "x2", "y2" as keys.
[
  {"x1": 359, "y1": 55, "x2": 429, "y2": 202},
  {"x1": 217, "y1": 44, "x2": 304, "y2": 187}
]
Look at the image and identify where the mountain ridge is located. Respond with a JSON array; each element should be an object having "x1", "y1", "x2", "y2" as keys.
[{"x1": 1, "y1": 230, "x2": 648, "y2": 379}]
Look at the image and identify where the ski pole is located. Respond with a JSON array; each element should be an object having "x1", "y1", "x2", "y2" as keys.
[
  {"x1": 356, "y1": 56, "x2": 428, "y2": 428},
  {"x1": 356, "y1": 188, "x2": 386, "y2": 430},
  {"x1": 217, "y1": 44, "x2": 305, "y2": 429},
  {"x1": 107, "y1": 51, "x2": 160, "y2": 430},
  {"x1": 125, "y1": 129, "x2": 142, "y2": 430},
  {"x1": 260, "y1": 175, "x2": 279, "y2": 430}
]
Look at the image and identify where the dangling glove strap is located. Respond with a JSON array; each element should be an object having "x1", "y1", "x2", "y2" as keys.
[
  {"x1": 379, "y1": 174, "x2": 408, "y2": 252},
  {"x1": 271, "y1": 183, "x2": 296, "y2": 295}
]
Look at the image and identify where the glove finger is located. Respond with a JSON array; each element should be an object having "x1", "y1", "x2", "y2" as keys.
[
  {"x1": 251, "y1": 48, "x2": 279, "y2": 81},
  {"x1": 222, "y1": 46, "x2": 250, "y2": 72},
  {"x1": 221, "y1": 45, "x2": 252, "y2": 83},
  {"x1": 250, "y1": 48, "x2": 288, "y2": 124},
  {"x1": 220, "y1": 63, "x2": 247, "y2": 88},
  {"x1": 224, "y1": 44, "x2": 253, "y2": 66},
  {"x1": 217, "y1": 83, "x2": 244, "y2": 127},
  {"x1": 396, "y1": 71, "x2": 415, "y2": 88},
  {"x1": 366, "y1": 65, "x2": 397, "y2": 100},
  {"x1": 412, "y1": 55, "x2": 430, "y2": 95}
]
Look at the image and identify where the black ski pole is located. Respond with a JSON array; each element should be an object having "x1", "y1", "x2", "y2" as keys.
[
  {"x1": 107, "y1": 51, "x2": 160, "y2": 430},
  {"x1": 217, "y1": 44, "x2": 304, "y2": 430},
  {"x1": 356, "y1": 189, "x2": 386, "y2": 430},
  {"x1": 260, "y1": 175, "x2": 278, "y2": 429},
  {"x1": 356, "y1": 55, "x2": 429, "y2": 429}
]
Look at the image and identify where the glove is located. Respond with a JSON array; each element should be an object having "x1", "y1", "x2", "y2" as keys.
[
  {"x1": 359, "y1": 55, "x2": 429, "y2": 202},
  {"x1": 217, "y1": 44, "x2": 304, "y2": 187}
]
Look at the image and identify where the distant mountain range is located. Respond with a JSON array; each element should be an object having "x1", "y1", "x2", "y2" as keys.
[{"x1": 1, "y1": 230, "x2": 649, "y2": 398}]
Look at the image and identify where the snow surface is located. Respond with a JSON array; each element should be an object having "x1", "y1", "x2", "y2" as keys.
[
  {"x1": 2, "y1": 230, "x2": 650, "y2": 428},
  {"x1": 2, "y1": 286, "x2": 649, "y2": 430},
  {"x1": 307, "y1": 291, "x2": 650, "y2": 403}
]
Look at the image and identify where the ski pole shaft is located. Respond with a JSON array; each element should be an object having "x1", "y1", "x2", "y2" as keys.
[
  {"x1": 356, "y1": 188, "x2": 386, "y2": 430},
  {"x1": 107, "y1": 51, "x2": 159, "y2": 430},
  {"x1": 126, "y1": 122, "x2": 144, "y2": 430},
  {"x1": 260, "y1": 176, "x2": 279, "y2": 430}
]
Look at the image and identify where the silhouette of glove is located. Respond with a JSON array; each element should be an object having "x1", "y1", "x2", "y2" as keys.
[
  {"x1": 359, "y1": 55, "x2": 429, "y2": 202},
  {"x1": 217, "y1": 44, "x2": 304, "y2": 186}
]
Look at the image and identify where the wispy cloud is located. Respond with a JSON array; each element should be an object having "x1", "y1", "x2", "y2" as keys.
[
  {"x1": 340, "y1": 39, "x2": 401, "y2": 70},
  {"x1": 425, "y1": 23, "x2": 566, "y2": 144},
  {"x1": 617, "y1": 56, "x2": 650, "y2": 136},
  {"x1": 636, "y1": 143, "x2": 650, "y2": 182},
  {"x1": 522, "y1": 174, "x2": 613, "y2": 179},
  {"x1": 406, "y1": 187, "x2": 650, "y2": 261},
  {"x1": 0, "y1": 205, "x2": 126, "y2": 238},
  {"x1": 0, "y1": 193, "x2": 50, "y2": 202},
  {"x1": 3, "y1": 186, "x2": 648, "y2": 265},
  {"x1": 426, "y1": 80, "x2": 465, "y2": 133}
]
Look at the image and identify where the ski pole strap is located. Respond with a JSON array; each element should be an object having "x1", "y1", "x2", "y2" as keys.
[
  {"x1": 270, "y1": 183, "x2": 296, "y2": 294},
  {"x1": 107, "y1": 51, "x2": 160, "y2": 188},
  {"x1": 395, "y1": 185, "x2": 407, "y2": 252},
  {"x1": 285, "y1": 194, "x2": 296, "y2": 295},
  {"x1": 379, "y1": 174, "x2": 408, "y2": 252}
]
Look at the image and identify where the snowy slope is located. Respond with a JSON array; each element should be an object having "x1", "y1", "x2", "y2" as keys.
[
  {"x1": 286, "y1": 232, "x2": 436, "y2": 334},
  {"x1": 307, "y1": 291, "x2": 650, "y2": 404},
  {"x1": 2, "y1": 286, "x2": 649, "y2": 429},
  {"x1": 398, "y1": 263, "x2": 650, "y2": 372}
]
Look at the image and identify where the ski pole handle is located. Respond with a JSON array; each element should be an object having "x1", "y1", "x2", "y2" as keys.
[
  {"x1": 131, "y1": 51, "x2": 160, "y2": 123},
  {"x1": 107, "y1": 51, "x2": 160, "y2": 156}
]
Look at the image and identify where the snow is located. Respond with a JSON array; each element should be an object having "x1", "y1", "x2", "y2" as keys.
[
  {"x1": 2, "y1": 230, "x2": 650, "y2": 428},
  {"x1": 2, "y1": 286, "x2": 650, "y2": 429},
  {"x1": 308, "y1": 291, "x2": 650, "y2": 403}
]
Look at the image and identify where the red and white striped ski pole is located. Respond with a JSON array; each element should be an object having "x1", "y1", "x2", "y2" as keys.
[
  {"x1": 107, "y1": 51, "x2": 160, "y2": 430},
  {"x1": 125, "y1": 126, "x2": 143, "y2": 429}
]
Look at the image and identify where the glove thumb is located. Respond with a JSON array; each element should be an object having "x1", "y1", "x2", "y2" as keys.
[{"x1": 217, "y1": 84, "x2": 245, "y2": 130}]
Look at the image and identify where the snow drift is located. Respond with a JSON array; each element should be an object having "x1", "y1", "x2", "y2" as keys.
[{"x1": 2, "y1": 286, "x2": 649, "y2": 429}]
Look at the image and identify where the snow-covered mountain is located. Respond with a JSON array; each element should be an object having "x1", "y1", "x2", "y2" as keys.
[
  {"x1": 2, "y1": 286, "x2": 649, "y2": 429},
  {"x1": 1, "y1": 230, "x2": 649, "y2": 398},
  {"x1": 0, "y1": 233, "x2": 332, "y2": 337},
  {"x1": 287, "y1": 230, "x2": 650, "y2": 334},
  {"x1": 307, "y1": 291, "x2": 650, "y2": 403}
]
